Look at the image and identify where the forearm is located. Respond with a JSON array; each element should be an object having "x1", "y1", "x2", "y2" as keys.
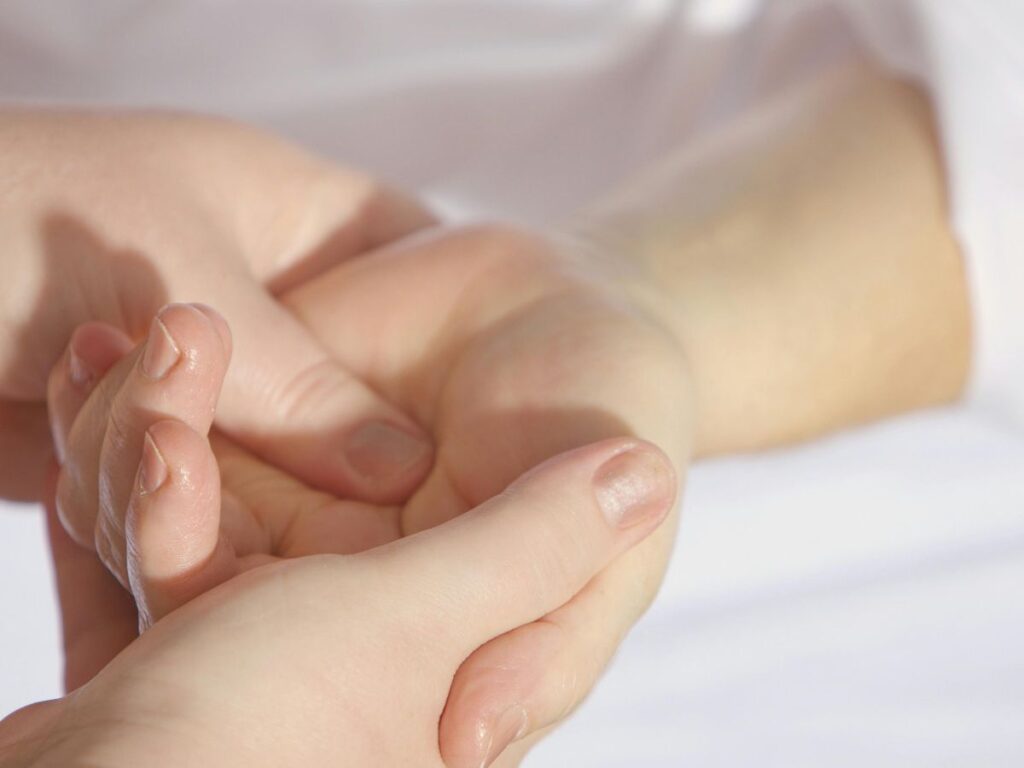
[{"x1": 581, "y1": 64, "x2": 970, "y2": 456}]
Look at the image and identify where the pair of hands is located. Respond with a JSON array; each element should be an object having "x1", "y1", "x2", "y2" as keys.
[
  {"x1": 27, "y1": 333, "x2": 674, "y2": 766},
  {"x1": 0, "y1": 111, "x2": 693, "y2": 766}
]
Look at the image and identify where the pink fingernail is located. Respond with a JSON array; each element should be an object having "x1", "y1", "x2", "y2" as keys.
[
  {"x1": 139, "y1": 433, "x2": 169, "y2": 495},
  {"x1": 593, "y1": 443, "x2": 676, "y2": 529},
  {"x1": 344, "y1": 420, "x2": 431, "y2": 484},
  {"x1": 141, "y1": 315, "x2": 180, "y2": 380},
  {"x1": 481, "y1": 705, "x2": 528, "y2": 768}
]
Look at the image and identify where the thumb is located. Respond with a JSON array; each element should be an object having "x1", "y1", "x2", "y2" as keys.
[
  {"x1": 371, "y1": 437, "x2": 676, "y2": 656},
  {"x1": 205, "y1": 283, "x2": 433, "y2": 504}
]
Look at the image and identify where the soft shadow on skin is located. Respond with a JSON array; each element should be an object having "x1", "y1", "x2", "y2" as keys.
[
  {"x1": 8, "y1": 212, "x2": 641, "y2": 768},
  {"x1": 399, "y1": 405, "x2": 639, "y2": 536},
  {"x1": 0, "y1": 213, "x2": 168, "y2": 501}
]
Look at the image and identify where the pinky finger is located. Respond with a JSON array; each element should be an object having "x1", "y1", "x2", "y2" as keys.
[
  {"x1": 46, "y1": 322, "x2": 134, "y2": 464},
  {"x1": 126, "y1": 419, "x2": 237, "y2": 629}
]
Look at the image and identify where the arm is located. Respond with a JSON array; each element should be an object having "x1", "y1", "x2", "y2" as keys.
[{"x1": 581, "y1": 63, "x2": 971, "y2": 456}]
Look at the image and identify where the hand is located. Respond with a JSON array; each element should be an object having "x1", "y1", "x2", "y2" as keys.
[
  {"x1": 283, "y1": 224, "x2": 694, "y2": 765},
  {"x1": 49, "y1": 221, "x2": 695, "y2": 766},
  {"x1": 47, "y1": 304, "x2": 410, "y2": 631},
  {"x1": 2, "y1": 433, "x2": 675, "y2": 768},
  {"x1": 0, "y1": 109, "x2": 435, "y2": 502}
]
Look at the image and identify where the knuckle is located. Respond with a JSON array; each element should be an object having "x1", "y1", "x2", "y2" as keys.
[{"x1": 268, "y1": 357, "x2": 360, "y2": 425}]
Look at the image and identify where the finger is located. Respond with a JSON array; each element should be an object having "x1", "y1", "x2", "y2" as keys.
[
  {"x1": 209, "y1": 283, "x2": 433, "y2": 505},
  {"x1": 126, "y1": 419, "x2": 237, "y2": 629},
  {"x1": 47, "y1": 322, "x2": 134, "y2": 464},
  {"x1": 439, "y1": 536, "x2": 673, "y2": 768},
  {"x1": 371, "y1": 437, "x2": 676, "y2": 657},
  {"x1": 42, "y1": 464, "x2": 137, "y2": 692},
  {"x1": 97, "y1": 304, "x2": 230, "y2": 583},
  {"x1": 57, "y1": 304, "x2": 229, "y2": 580}
]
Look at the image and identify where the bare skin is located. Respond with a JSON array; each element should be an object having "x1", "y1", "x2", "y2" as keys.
[
  {"x1": 0, "y1": 110, "x2": 437, "y2": 503},
  {"x1": 0, "y1": 63, "x2": 972, "y2": 767},
  {"x1": 0, "y1": 435, "x2": 675, "y2": 768}
]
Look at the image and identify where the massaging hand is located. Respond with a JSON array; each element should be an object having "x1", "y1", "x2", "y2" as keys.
[
  {"x1": 52, "y1": 225, "x2": 693, "y2": 766},
  {"x1": 2, "y1": 431, "x2": 675, "y2": 768},
  {"x1": 0, "y1": 109, "x2": 435, "y2": 502}
]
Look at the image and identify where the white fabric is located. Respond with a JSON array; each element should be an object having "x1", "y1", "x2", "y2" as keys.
[{"x1": 1, "y1": 0, "x2": 1022, "y2": 764}]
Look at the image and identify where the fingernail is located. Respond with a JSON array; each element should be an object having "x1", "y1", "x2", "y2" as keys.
[
  {"x1": 481, "y1": 705, "x2": 528, "y2": 768},
  {"x1": 593, "y1": 444, "x2": 675, "y2": 528},
  {"x1": 139, "y1": 432, "x2": 169, "y2": 495},
  {"x1": 67, "y1": 346, "x2": 94, "y2": 390},
  {"x1": 344, "y1": 421, "x2": 431, "y2": 483},
  {"x1": 141, "y1": 315, "x2": 180, "y2": 380}
]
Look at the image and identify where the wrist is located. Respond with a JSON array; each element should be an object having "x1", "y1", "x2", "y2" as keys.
[
  {"x1": 572, "y1": 64, "x2": 971, "y2": 459},
  {"x1": 572, "y1": 209, "x2": 757, "y2": 460}
]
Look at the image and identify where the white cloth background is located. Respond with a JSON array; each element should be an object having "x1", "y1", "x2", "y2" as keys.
[{"x1": 1, "y1": 0, "x2": 1021, "y2": 764}]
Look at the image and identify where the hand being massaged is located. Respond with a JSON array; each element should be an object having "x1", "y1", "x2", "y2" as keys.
[
  {"x1": 44, "y1": 295, "x2": 687, "y2": 767},
  {"x1": 1, "y1": 109, "x2": 691, "y2": 767},
  {"x1": 24, "y1": 302, "x2": 678, "y2": 768}
]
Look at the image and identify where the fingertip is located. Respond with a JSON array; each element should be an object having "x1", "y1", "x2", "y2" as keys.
[
  {"x1": 126, "y1": 419, "x2": 233, "y2": 624},
  {"x1": 129, "y1": 419, "x2": 221, "y2": 579},
  {"x1": 591, "y1": 439, "x2": 677, "y2": 533},
  {"x1": 503, "y1": 436, "x2": 676, "y2": 549},
  {"x1": 47, "y1": 322, "x2": 135, "y2": 462},
  {"x1": 67, "y1": 322, "x2": 136, "y2": 390},
  {"x1": 441, "y1": 625, "x2": 558, "y2": 768},
  {"x1": 141, "y1": 303, "x2": 231, "y2": 382},
  {"x1": 188, "y1": 303, "x2": 233, "y2": 360}
]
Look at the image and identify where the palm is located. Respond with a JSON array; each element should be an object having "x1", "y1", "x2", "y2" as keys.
[
  {"x1": 286, "y1": 225, "x2": 693, "y2": 541},
  {"x1": 49, "y1": 225, "x2": 694, "y2": 751},
  {"x1": 212, "y1": 226, "x2": 692, "y2": 566}
]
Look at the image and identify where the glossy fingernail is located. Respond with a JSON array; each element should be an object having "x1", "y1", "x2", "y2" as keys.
[
  {"x1": 141, "y1": 314, "x2": 180, "y2": 380},
  {"x1": 481, "y1": 705, "x2": 528, "y2": 768},
  {"x1": 139, "y1": 432, "x2": 169, "y2": 495},
  {"x1": 344, "y1": 421, "x2": 431, "y2": 484},
  {"x1": 593, "y1": 443, "x2": 675, "y2": 528}
]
